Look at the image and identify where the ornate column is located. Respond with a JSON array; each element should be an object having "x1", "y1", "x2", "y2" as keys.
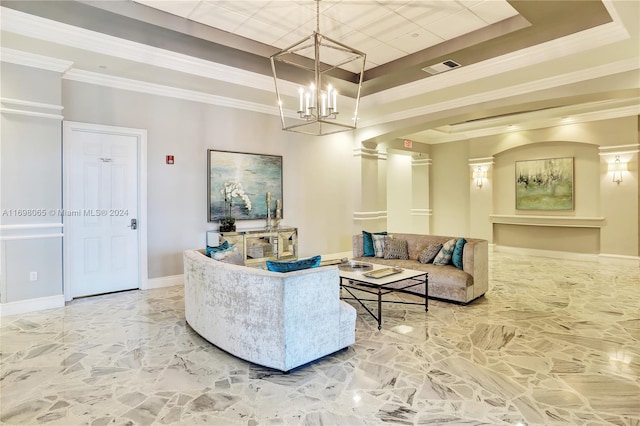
[{"x1": 352, "y1": 142, "x2": 387, "y2": 233}]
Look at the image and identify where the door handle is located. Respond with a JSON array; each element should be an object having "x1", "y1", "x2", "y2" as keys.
[{"x1": 128, "y1": 218, "x2": 137, "y2": 230}]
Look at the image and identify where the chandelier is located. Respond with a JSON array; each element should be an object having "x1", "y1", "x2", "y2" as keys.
[{"x1": 270, "y1": 0, "x2": 366, "y2": 136}]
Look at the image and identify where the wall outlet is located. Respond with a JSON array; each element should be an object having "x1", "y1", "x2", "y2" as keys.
[{"x1": 30, "y1": 272, "x2": 38, "y2": 281}]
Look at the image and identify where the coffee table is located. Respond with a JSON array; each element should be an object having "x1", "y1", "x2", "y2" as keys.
[{"x1": 339, "y1": 263, "x2": 428, "y2": 330}]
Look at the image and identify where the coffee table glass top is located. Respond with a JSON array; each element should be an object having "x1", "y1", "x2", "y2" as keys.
[{"x1": 338, "y1": 263, "x2": 426, "y2": 285}]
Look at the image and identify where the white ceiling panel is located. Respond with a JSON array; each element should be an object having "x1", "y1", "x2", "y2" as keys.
[
  {"x1": 207, "y1": 1, "x2": 270, "y2": 16},
  {"x1": 234, "y1": 18, "x2": 291, "y2": 45},
  {"x1": 189, "y1": 2, "x2": 249, "y2": 32},
  {"x1": 360, "y1": 13, "x2": 422, "y2": 45},
  {"x1": 387, "y1": 28, "x2": 444, "y2": 54},
  {"x1": 394, "y1": 2, "x2": 464, "y2": 28},
  {"x1": 470, "y1": 0, "x2": 519, "y2": 24},
  {"x1": 252, "y1": 3, "x2": 316, "y2": 32},
  {"x1": 427, "y1": 9, "x2": 488, "y2": 39},
  {"x1": 365, "y1": 42, "x2": 406, "y2": 65},
  {"x1": 323, "y1": 2, "x2": 393, "y2": 31},
  {"x1": 133, "y1": 0, "x2": 521, "y2": 71}
]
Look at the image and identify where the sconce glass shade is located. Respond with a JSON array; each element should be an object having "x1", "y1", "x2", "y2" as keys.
[
  {"x1": 609, "y1": 156, "x2": 627, "y2": 183},
  {"x1": 472, "y1": 166, "x2": 487, "y2": 187}
]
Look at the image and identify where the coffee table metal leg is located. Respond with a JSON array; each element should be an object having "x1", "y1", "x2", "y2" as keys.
[
  {"x1": 424, "y1": 274, "x2": 428, "y2": 312},
  {"x1": 377, "y1": 287, "x2": 382, "y2": 330}
]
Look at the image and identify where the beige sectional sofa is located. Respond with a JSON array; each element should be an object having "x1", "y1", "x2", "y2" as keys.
[
  {"x1": 352, "y1": 233, "x2": 488, "y2": 304},
  {"x1": 183, "y1": 249, "x2": 356, "y2": 372}
]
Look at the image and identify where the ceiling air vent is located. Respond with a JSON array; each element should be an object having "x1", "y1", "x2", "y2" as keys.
[{"x1": 422, "y1": 60, "x2": 461, "y2": 75}]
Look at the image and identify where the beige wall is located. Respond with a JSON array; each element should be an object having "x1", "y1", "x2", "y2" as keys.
[
  {"x1": 386, "y1": 152, "x2": 413, "y2": 233},
  {"x1": 378, "y1": 116, "x2": 638, "y2": 258},
  {"x1": 430, "y1": 140, "x2": 470, "y2": 237},
  {"x1": 430, "y1": 116, "x2": 639, "y2": 257}
]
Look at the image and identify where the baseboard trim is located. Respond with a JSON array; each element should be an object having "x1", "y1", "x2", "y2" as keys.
[
  {"x1": 598, "y1": 253, "x2": 640, "y2": 267},
  {"x1": 0, "y1": 294, "x2": 65, "y2": 317},
  {"x1": 145, "y1": 274, "x2": 183, "y2": 289},
  {"x1": 494, "y1": 245, "x2": 640, "y2": 266},
  {"x1": 493, "y1": 245, "x2": 599, "y2": 262}
]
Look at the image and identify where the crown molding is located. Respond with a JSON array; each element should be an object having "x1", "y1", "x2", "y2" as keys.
[
  {"x1": 418, "y1": 101, "x2": 640, "y2": 144},
  {"x1": 0, "y1": 47, "x2": 73, "y2": 72},
  {"x1": 599, "y1": 144, "x2": 640, "y2": 156},
  {"x1": 0, "y1": 7, "x2": 275, "y2": 92},
  {"x1": 63, "y1": 69, "x2": 282, "y2": 117}
]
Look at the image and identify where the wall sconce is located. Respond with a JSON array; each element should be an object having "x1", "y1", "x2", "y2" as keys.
[
  {"x1": 609, "y1": 155, "x2": 627, "y2": 184},
  {"x1": 472, "y1": 166, "x2": 487, "y2": 187}
]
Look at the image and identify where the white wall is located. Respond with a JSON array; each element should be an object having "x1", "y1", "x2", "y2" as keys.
[
  {"x1": 1, "y1": 62, "x2": 64, "y2": 304},
  {"x1": 62, "y1": 80, "x2": 356, "y2": 278}
]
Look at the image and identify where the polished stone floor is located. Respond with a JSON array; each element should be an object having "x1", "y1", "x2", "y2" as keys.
[{"x1": 1, "y1": 252, "x2": 639, "y2": 425}]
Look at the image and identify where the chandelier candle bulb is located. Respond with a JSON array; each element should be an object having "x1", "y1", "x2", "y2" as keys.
[
  {"x1": 333, "y1": 90, "x2": 337, "y2": 113},
  {"x1": 305, "y1": 92, "x2": 310, "y2": 115},
  {"x1": 298, "y1": 88, "x2": 304, "y2": 112},
  {"x1": 322, "y1": 93, "x2": 327, "y2": 116},
  {"x1": 327, "y1": 85, "x2": 333, "y2": 109}
]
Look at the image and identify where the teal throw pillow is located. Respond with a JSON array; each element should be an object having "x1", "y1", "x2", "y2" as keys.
[
  {"x1": 266, "y1": 255, "x2": 321, "y2": 273},
  {"x1": 362, "y1": 231, "x2": 387, "y2": 257},
  {"x1": 452, "y1": 238, "x2": 466, "y2": 269},
  {"x1": 206, "y1": 240, "x2": 229, "y2": 257},
  {"x1": 433, "y1": 238, "x2": 457, "y2": 265}
]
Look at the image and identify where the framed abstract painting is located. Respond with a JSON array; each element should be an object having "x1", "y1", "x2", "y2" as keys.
[
  {"x1": 207, "y1": 150, "x2": 283, "y2": 222},
  {"x1": 515, "y1": 157, "x2": 574, "y2": 210}
]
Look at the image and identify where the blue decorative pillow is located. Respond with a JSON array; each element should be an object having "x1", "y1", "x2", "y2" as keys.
[
  {"x1": 206, "y1": 240, "x2": 229, "y2": 257},
  {"x1": 452, "y1": 238, "x2": 466, "y2": 269},
  {"x1": 266, "y1": 255, "x2": 321, "y2": 273},
  {"x1": 362, "y1": 231, "x2": 387, "y2": 257}
]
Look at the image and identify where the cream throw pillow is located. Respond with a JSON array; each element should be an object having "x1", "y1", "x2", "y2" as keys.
[{"x1": 433, "y1": 238, "x2": 457, "y2": 265}]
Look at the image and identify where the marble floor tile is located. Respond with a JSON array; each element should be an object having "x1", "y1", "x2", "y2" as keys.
[{"x1": 1, "y1": 252, "x2": 639, "y2": 425}]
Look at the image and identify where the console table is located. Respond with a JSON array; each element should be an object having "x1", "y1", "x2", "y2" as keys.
[{"x1": 207, "y1": 227, "x2": 298, "y2": 266}]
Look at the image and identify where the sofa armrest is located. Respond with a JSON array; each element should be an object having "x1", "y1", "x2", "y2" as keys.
[
  {"x1": 462, "y1": 240, "x2": 488, "y2": 299},
  {"x1": 352, "y1": 234, "x2": 364, "y2": 258}
]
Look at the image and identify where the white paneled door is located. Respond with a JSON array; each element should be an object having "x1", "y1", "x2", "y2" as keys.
[{"x1": 64, "y1": 123, "x2": 142, "y2": 298}]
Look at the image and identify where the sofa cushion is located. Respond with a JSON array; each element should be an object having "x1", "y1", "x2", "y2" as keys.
[
  {"x1": 418, "y1": 243, "x2": 442, "y2": 264},
  {"x1": 433, "y1": 238, "x2": 457, "y2": 265},
  {"x1": 384, "y1": 238, "x2": 409, "y2": 260},
  {"x1": 206, "y1": 240, "x2": 229, "y2": 257},
  {"x1": 266, "y1": 255, "x2": 322, "y2": 272},
  {"x1": 351, "y1": 257, "x2": 472, "y2": 288},
  {"x1": 372, "y1": 234, "x2": 386, "y2": 258},
  {"x1": 452, "y1": 238, "x2": 466, "y2": 269},
  {"x1": 362, "y1": 231, "x2": 387, "y2": 257}
]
